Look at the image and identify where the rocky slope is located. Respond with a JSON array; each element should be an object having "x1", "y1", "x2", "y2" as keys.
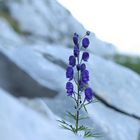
[{"x1": 0, "y1": 0, "x2": 140, "y2": 140}]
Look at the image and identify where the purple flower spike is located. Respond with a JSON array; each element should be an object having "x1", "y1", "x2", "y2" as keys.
[
  {"x1": 66, "y1": 82, "x2": 74, "y2": 96},
  {"x1": 81, "y1": 69, "x2": 89, "y2": 84},
  {"x1": 82, "y1": 37, "x2": 90, "y2": 48},
  {"x1": 66, "y1": 66, "x2": 73, "y2": 81},
  {"x1": 69, "y1": 55, "x2": 76, "y2": 67},
  {"x1": 85, "y1": 87, "x2": 93, "y2": 102},
  {"x1": 82, "y1": 52, "x2": 89, "y2": 61},
  {"x1": 73, "y1": 33, "x2": 79, "y2": 45}
]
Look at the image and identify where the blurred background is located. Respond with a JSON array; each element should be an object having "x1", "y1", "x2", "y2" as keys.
[{"x1": 0, "y1": 0, "x2": 140, "y2": 140}]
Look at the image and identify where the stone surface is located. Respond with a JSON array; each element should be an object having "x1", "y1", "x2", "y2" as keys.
[
  {"x1": 6, "y1": 0, "x2": 117, "y2": 56},
  {"x1": 0, "y1": 0, "x2": 140, "y2": 140},
  {"x1": 0, "y1": 88, "x2": 84, "y2": 140}
]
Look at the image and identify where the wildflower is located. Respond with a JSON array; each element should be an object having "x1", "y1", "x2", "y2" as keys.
[
  {"x1": 82, "y1": 37, "x2": 90, "y2": 48},
  {"x1": 81, "y1": 69, "x2": 89, "y2": 84},
  {"x1": 76, "y1": 64, "x2": 81, "y2": 71},
  {"x1": 85, "y1": 87, "x2": 93, "y2": 102},
  {"x1": 80, "y1": 63, "x2": 86, "y2": 71},
  {"x1": 73, "y1": 33, "x2": 79, "y2": 45},
  {"x1": 66, "y1": 66, "x2": 73, "y2": 80},
  {"x1": 69, "y1": 55, "x2": 76, "y2": 67},
  {"x1": 66, "y1": 82, "x2": 74, "y2": 96},
  {"x1": 73, "y1": 45, "x2": 79, "y2": 57},
  {"x1": 82, "y1": 52, "x2": 89, "y2": 61}
]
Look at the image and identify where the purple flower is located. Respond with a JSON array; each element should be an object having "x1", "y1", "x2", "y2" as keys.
[
  {"x1": 81, "y1": 63, "x2": 86, "y2": 71},
  {"x1": 81, "y1": 69, "x2": 89, "y2": 83},
  {"x1": 76, "y1": 64, "x2": 81, "y2": 71},
  {"x1": 82, "y1": 52, "x2": 89, "y2": 61},
  {"x1": 73, "y1": 45, "x2": 79, "y2": 57},
  {"x1": 69, "y1": 55, "x2": 76, "y2": 67},
  {"x1": 66, "y1": 66, "x2": 73, "y2": 81},
  {"x1": 66, "y1": 82, "x2": 74, "y2": 96},
  {"x1": 85, "y1": 87, "x2": 93, "y2": 102},
  {"x1": 82, "y1": 37, "x2": 90, "y2": 48},
  {"x1": 73, "y1": 33, "x2": 79, "y2": 45}
]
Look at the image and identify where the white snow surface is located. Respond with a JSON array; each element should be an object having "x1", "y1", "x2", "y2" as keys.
[{"x1": 0, "y1": 88, "x2": 84, "y2": 140}]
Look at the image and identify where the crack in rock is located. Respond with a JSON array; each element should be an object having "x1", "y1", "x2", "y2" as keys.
[{"x1": 0, "y1": 51, "x2": 58, "y2": 98}]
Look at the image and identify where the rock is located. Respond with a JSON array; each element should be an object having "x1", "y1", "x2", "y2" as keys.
[
  {"x1": 0, "y1": 43, "x2": 139, "y2": 139},
  {"x1": 6, "y1": 0, "x2": 117, "y2": 56},
  {"x1": 0, "y1": 47, "x2": 58, "y2": 98},
  {"x1": 0, "y1": 88, "x2": 84, "y2": 140},
  {"x1": 44, "y1": 46, "x2": 140, "y2": 117},
  {"x1": 20, "y1": 98, "x2": 57, "y2": 119},
  {"x1": 0, "y1": 1, "x2": 139, "y2": 139}
]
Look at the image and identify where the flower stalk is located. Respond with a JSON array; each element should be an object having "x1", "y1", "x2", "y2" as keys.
[{"x1": 59, "y1": 31, "x2": 99, "y2": 138}]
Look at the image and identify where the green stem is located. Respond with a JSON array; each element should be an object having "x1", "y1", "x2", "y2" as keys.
[{"x1": 75, "y1": 41, "x2": 80, "y2": 133}]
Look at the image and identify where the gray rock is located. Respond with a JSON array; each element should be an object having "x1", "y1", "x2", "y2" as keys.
[
  {"x1": 0, "y1": 51, "x2": 57, "y2": 98},
  {"x1": 6, "y1": 0, "x2": 117, "y2": 56},
  {"x1": 0, "y1": 43, "x2": 139, "y2": 139},
  {"x1": 0, "y1": 88, "x2": 84, "y2": 140}
]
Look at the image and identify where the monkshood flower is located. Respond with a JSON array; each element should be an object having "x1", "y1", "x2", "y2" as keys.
[
  {"x1": 73, "y1": 33, "x2": 79, "y2": 45},
  {"x1": 74, "y1": 45, "x2": 79, "y2": 57},
  {"x1": 60, "y1": 31, "x2": 98, "y2": 138},
  {"x1": 66, "y1": 82, "x2": 74, "y2": 96},
  {"x1": 82, "y1": 37, "x2": 90, "y2": 48},
  {"x1": 66, "y1": 66, "x2": 73, "y2": 81},
  {"x1": 69, "y1": 55, "x2": 76, "y2": 67},
  {"x1": 85, "y1": 87, "x2": 93, "y2": 102},
  {"x1": 82, "y1": 52, "x2": 89, "y2": 61},
  {"x1": 81, "y1": 69, "x2": 89, "y2": 84}
]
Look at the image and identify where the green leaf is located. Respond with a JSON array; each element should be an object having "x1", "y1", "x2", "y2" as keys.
[
  {"x1": 60, "y1": 124, "x2": 72, "y2": 131},
  {"x1": 84, "y1": 131, "x2": 95, "y2": 138},
  {"x1": 66, "y1": 111, "x2": 77, "y2": 121},
  {"x1": 83, "y1": 104, "x2": 88, "y2": 113},
  {"x1": 84, "y1": 130, "x2": 102, "y2": 138},
  {"x1": 77, "y1": 125, "x2": 90, "y2": 131},
  {"x1": 58, "y1": 119, "x2": 76, "y2": 133}
]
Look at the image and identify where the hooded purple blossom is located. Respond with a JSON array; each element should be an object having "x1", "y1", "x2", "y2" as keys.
[
  {"x1": 66, "y1": 82, "x2": 74, "y2": 96},
  {"x1": 81, "y1": 69, "x2": 89, "y2": 84},
  {"x1": 69, "y1": 55, "x2": 76, "y2": 67},
  {"x1": 76, "y1": 64, "x2": 81, "y2": 71},
  {"x1": 80, "y1": 63, "x2": 86, "y2": 71},
  {"x1": 82, "y1": 52, "x2": 89, "y2": 61},
  {"x1": 85, "y1": 87, "x2": 93, "y2": 102},
  {"x1": 66, "y1": 66, "x2": 73, "y2": 81},
  {"x1": 73, "y1": 33, "x2": 79, "y2": 45},
  {"x1": 82, "y1": 37, "x2": 90, "y2": 48}
]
